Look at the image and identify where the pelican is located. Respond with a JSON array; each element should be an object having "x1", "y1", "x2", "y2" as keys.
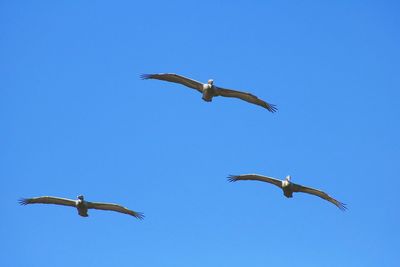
[
  {"x1": 19, "y1": 195, "x2": 145, "y2": 219},
  {"x1": 228, "y1": 174, "x2": 346, "y2": 210},
  {"x1": 140, "y1": 73, "x2": 277, "y2": 112}
]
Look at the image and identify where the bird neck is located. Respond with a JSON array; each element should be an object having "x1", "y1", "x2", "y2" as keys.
[
  {"x1": 203, "y1": 83, "x2": 213, "y2": 91},
  {"x1": 282, "y1": 179, "x2": 291, "y2": 187}
]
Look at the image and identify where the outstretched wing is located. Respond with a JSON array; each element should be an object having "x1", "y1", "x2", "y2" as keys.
[
  {"x1": 291, "y1": 183, "x2": 347, "y2": 211},
  {"x1": 215, "y1": 87, "x2": 277, "y2": 112},
  {"x1": 228, "y1": 174, "x2": 282, "y2": 188},
  {"x1": 19, "y1": 196, "x2": 76, "y2": 207},
  {"x1": 141, "y1": 73, "x2": 203, "y2": 93},
  {"x1": 87, "y1": 201, "x2": 144, "y2": 219}
]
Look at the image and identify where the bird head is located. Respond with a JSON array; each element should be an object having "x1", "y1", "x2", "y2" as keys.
[
  {"x1": 77, "y1": 195, "x2": 84, "y2": 200},
  {"x1": 285, "y1": 175, "x2": 291, "y2": 182},
  {"x1": 207, "y1": 79, "x2": 214, "y2": 85}
]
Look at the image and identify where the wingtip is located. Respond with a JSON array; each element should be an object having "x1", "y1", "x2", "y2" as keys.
[
  {"x1": 18, "y1": 198, "x2": 28, "y2": 206},
  {"x1": 135, "y1": 212, "x2": 145, "y2": 220},
  {"x1": 267, "y1": 104, "x2": 278, "y2": 113},
  {"x1": 140, "y1": 74, "x2": 151, "y2": 80},
  {"x1": 227, "y1": 175, "x2": 238, "y2": 182},
  {"x1": 338, "y1": 202, "x2": 347, "y2": 211}
]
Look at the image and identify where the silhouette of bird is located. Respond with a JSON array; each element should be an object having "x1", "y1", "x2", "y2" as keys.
[
  {"x1": 141, "y1": 73, "x2": 277, "y2": 112},
  {"x1": 19, "y1": 195, "x2": 145, "y2": 219},
  {"x1": 228, "y1": 174, "x2": 346, "y2": 210}
]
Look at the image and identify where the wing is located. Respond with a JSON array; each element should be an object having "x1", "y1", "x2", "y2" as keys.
[
  {"x1": 140, "y1": 73, "x2": 203, "y2": 93},
  {"x1": 292, "y1": 184, "x2": 347, "y2": 211},
  {"x1": 87, "y1": 201, "x2": 144, "y2": 219},
  {"x1": 18, "y1": 196, "x2": 76, "y2": 207},
  {"x1": 228, "y1": 174, "x2": 282, "y2": 188},
  {"x1": 215, "y1": 87, "x2": 277, "y2": 112}
]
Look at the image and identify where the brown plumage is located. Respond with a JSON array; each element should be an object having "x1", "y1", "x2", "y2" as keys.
[
  {"x1": 19, "y1": 195, "x2": 145, "y2": 219},
  {"x1": 141, "y1": 73, "x2": 277, "y2": 112},
  {"x1": 228, "y1": 174, "x2": 346, "y2": 210}
]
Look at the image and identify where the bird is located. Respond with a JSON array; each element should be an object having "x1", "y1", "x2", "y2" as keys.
[
  {"x1": 140, "y1": 73, "x2": 277, "y2": 112},
  {"x1": 228, "y1": 174, "x2": 346, "y2": 210},
  {"x1": 19, "y1": 195, "x2": 145, "y2": 219}
]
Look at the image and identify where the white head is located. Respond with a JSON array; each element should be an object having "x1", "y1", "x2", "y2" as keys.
[
  {"x1": 285, "y1": 175, "x2": 291, "y2": 182},
  {"x1": 207, "y1": 79, "x2": 214, "y2": 85}
]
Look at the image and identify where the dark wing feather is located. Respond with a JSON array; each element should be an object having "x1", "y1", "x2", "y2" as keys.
[
  {"x1": 228, "y1": 174, "x2": 282, "y2": 188},
  {"x1": 291, "y1": 183, "x2": 347, "y2": 211},
  {"x1": 18, "y1": 196, "x2": 76, "y2": 207},
  {"x1": 87, "y1": 201, "x2": 144, "y2": 219},
  {"x1": 140, "y1": 73, "x2": 203, "y2": 93},
  {"x1": 215, "y1": 87, "x2": 277, "y2": 112}
]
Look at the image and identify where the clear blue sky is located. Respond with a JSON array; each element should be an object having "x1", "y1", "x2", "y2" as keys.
[{"x1": 1, "y1": 1, "x2": 399, "y2": 266}]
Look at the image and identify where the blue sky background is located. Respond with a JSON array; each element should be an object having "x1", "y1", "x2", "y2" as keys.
[{"x1": 1, "y1": 1, "x2": 399, "y2": 266}]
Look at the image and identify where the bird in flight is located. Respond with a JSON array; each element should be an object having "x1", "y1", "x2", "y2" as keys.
[
  {"x1": 19, "y1": 195, "x2": 145, "y2": 219},
  {"x1": 141, "y1": 73, "x2": 277, "y2": 112},
  {"x1": 228, "y1": 174, "x2": 346, "y2": 210}
]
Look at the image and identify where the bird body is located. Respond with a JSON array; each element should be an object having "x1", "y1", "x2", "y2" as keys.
[
  {"x1": 228, "y1": 174, "x2": 346, "y2": 210},
  {"x1": 76, "y1": 196, "x2": 89, "y2": 217},
  {"x1": 202, "y1": 80, "x2": 215, "y2": 102},
  {"x1": 19, "y1": 195, "x2": 144, "y2": 219},
  {"x1": 141, "y1": 73, "x2": 277, "y2": 112},
  {"x1": 281, "y1": 175, "x2": 293, "y2": 198}
]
